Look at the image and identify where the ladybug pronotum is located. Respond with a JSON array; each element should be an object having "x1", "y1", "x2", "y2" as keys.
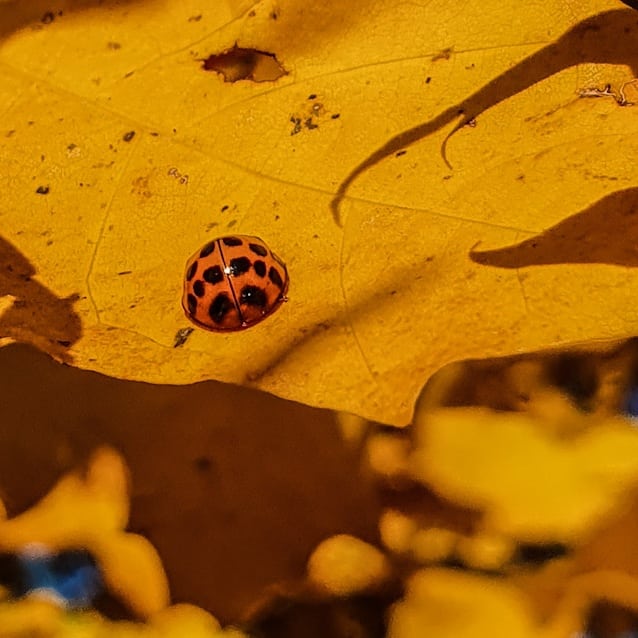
[{"x1": 182, "y1": 235, "x2": 289, "y2": 331}]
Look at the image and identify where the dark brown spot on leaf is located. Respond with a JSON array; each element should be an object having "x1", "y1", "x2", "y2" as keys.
[
  {"x1": 173, "y1": 327, "x2": 194, "y2": 347},
  {"x1": 194, "y1": 456, "x2": 212, "y2": 471}
]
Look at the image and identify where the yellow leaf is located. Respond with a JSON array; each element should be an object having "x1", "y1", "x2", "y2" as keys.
[
  {"x1": 455, "y1": 531, "x2": 515, "y2": 571},
  {"x1": 410, "y1": 408, "x2": 638, "y2": 542},
  {"x1": 0, "y1": 448, "x2": 169, "y2": 618},
  {"x1": 0, "y1": 599, "x2": 62, "y2": 637},
  {"x1": 93, "y1": 533, "x2": 169, "y2": 618},
  {"x1": 151, "y1": 604, "x2": 221, "y2": 637},
  {"x1": 0, "y1": 448, "x2": 128, "y2": 549},
  {"x1": 389, "y1": 567, "x2": 638, "y2": 638},
  {"x1": 0, "y1": 600, "x2": 230, "y2": 637},
  {"x1": 307, "y1": 534, "x2": 391, "y2": 595},
  {"x1": 388, "y1": 569, "x2": 537, "y2": 638},
  {"x1": 2, "y1": 1, "x2": 638, "y2": 424}
]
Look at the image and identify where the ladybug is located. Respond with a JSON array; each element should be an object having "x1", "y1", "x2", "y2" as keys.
[{"x1": 182, "y1": 235, "x2": 289, "y2": 331}]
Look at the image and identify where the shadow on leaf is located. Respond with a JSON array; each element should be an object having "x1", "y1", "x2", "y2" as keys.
[
  {"x1": 0, "y1": 236, "x2": 82, "y2": 363},
  {"x1": 331, "y1": 8, "x2": 638, "y2": 225},
  {"x1": 470, "y1": 187, "x2": 638, "y2": 268}
]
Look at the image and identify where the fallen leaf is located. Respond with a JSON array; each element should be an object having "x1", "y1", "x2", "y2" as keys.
[
  {"x1": 388, "y1": 569, "x2": 538, "y2": 638},
  {"x1": 388, "y1": 567, "x2": 638, "y2": 638},
  {"x1": 306, "y1": 534, "x2": 391, "y2": 595},
  {"x1": 1, "y1": 1, "x2": 637, "y2": 424},
  {"x1": 0, "y1": 448, "x2": 169, "y2": 618},
  {"x1": 0, "y1": 599, "x2": 235, "y2": 637},
  {"x1": 410, "y1": 408, "x2": 638, "y2": 543}
]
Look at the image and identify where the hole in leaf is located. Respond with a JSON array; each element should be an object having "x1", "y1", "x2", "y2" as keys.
[{"x1": 201, "y1": 45, "x2": 287, "y2": 82}]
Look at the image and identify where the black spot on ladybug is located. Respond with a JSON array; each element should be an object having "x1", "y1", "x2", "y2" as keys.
[
  {"x1": 249, "y1": 242, "x2": 268, "y2": 257},
  {"x1": 199, "y1": 241, "x2": 216, "y2": 258},
  {"x1": 209, "y1": 293, "x2": 233, "y2": 323},
  {"x1": 193, "y1": 280, "x2": 205, "y2": 297},
  {"x1": 187, "y1": 294, "x2": 197, "y2": 314},
  {"x1": 229, "y1": 256, "x2": 251, "y2": 277},
  {"x1": 186, "y1": 261, "x2": 198, "y2": 281},
  {"x1": 253, "y1": 260, "x2": 266, "y2": 277},
  {"x1": 203, "y1": 265, "x2": 223, "y2": 284},
  {"x1": 222, "y1": 236, "x2": 243, "y2": 246},
  {"x1": 268, "y1": 266, "x2": 284, "y2": 289},
  {"x1": 240, "y1": 285, "x2": 267, "y2": 308}
]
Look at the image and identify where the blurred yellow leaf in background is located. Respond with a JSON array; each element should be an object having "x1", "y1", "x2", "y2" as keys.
[
  {"x1": 410, "y1": 408, "x2": 638, "y2": 543},
  {"x1": 389, "y1": 569, "x2": 538, "y2": 638},
  {"x1": 0, "y1": 448, "x2": 169, "y2": 618}
]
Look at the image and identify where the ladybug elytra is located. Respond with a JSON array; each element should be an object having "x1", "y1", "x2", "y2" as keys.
[{"x1": 182, "y1": 235, "x2": 289, "y2": 331}]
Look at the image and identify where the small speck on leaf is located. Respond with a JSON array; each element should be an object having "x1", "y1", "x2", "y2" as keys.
[
  {"x1": 173, "y1": 327, "x2": 194, "y2": 348},
  {"x1": 122, "y1": 131, "x2": 135, "y2": 142},
  {"x1": 36, "y1": 185, "x2": 49, "y2": 195},
  {"x1": 290, "y1": 117, "x2": 302, "y2": 135}
]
